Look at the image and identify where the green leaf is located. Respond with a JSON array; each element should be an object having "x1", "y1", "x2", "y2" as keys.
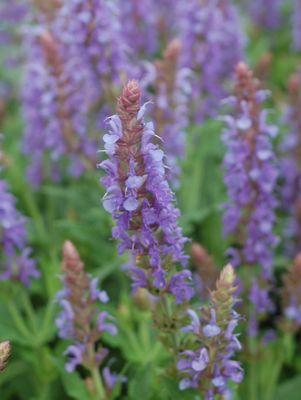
[{"x1": 275, "y1": 377, "x2": 301, "y2": 400}]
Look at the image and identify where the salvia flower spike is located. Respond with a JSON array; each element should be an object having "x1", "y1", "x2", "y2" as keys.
[
  {"x1": 249, "y1": 0, "x2": 282, "y2": 30},
  {"x1": 222, "y1": 62, "x2": 278, "y2": 335},
  {"x1": 22, "y1": 21, "x2": 95, "y2": 186},
  {"x1": 178, "y1": 264, "x2": 243, "y2": 398},
  {"x1": 100, "y1": 79, "x2": 192, "y2": 303},
  {"x1": 152, "y1": 39, "x2": 190, "y2": 188},
  {"x1": 0, "y1": 180, "x2": 38, "y2": 286},
  {"x1": 280, "y1": 71, "x2": 301, "y2": 255},
  {"x1": 222, "y1": 62, "x2": 278, "y2": 276},
  {"x1": 0, "y1": 341, "x2": 11, "y2": 373},
  {"x1": 177, "y1": 0, "x2": 245, "y2": 121},
  {"x1": 56, "y1": 241, "x2": 121, "y2": 397}
]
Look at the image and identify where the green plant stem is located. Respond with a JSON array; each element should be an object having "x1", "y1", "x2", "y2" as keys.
[
  {"x1": 248, "y1": 337, "x2": 258, "y2": 400},
  {"x1": 91, "y1": 366, "x2": 106, "y2": 400}
]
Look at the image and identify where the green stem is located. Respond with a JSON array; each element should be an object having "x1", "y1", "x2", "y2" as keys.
[
  {"x1": 91, "y1": 367, "x2": 106, "y2": 400},
  {"x1": 248, "y1": 337, "x2": 258, "y2": 400}
]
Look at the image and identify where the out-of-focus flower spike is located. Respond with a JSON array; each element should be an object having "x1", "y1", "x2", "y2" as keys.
[
  {"x1": 222, "y1": 62, "x2": 278, "y2": 337},
  {"x1": 280, "y1": 71, "x2": 301, "y2": 255},
  {"x1": 191, "y1": 243, "x2": 219, "y2": 300},
  {"x1": 248, "y1": 0, "x2": 282, "y2": 30},
  {"x1": 56, "y1": 241, "x2": 123, "y2": 396},
  {"x1": 177, "y1": 0, "x2": 245, "y2": 121},
  {"x1": 0, "y1": 178, "x2": 39, "y2": 286},
  {"x1": 0, "y1": 341, "x2": 11, "y2": 373},
  {"x1": 152, "y1": 39, "x2": 190, "y2": 188}
]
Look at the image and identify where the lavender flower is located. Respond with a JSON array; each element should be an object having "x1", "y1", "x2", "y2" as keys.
[
  {"x1": 99, "y1": 80, "x2": 192, "y2": 303},
  {"x1": 248, "y1": 0, "x2": 282, "y2": 30},
  {"x1": 0, "y1": 341, "x2": 11, "y2": 373},
  {"x1": 56, "y1": 241, "x2": 123, "y2": 397},
  {"x1": 280, "y1": 253, "x2": 301, "y2": 332},
  {"x1": 293, "y1": 0, "x2": 301, "y2": 51},
  {"x1": 22, "y1": 16, "x2": 95, "y2": 186},
  {"x1": 0, "y1": 180, "x2": 38, "y2": 286},
  {"x1": 222, "y1": 62, "x2": 278, "y2": 277},
  {"x1": 151, "y1": 39, "x2": 190, "y2": 188},
  {"x1": 178, "y1": 265, "x2": 243, "y2": 397},
  {"x1": 177, "y1": 0, "x2": 245, "y2": 121},
  {"x1": 280, "y1": 72, "x2": 301, "y2": 255}
]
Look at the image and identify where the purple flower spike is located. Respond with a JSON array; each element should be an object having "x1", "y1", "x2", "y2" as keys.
[
  {"x1": 178, "y1": 265, "x2": 243, "y2": 396},
  {"x1": 177, "y1": 0, "x2": 245, "y2": 121},
  {"x1": 222, "y1": 63, "x2": 278, "y2": 276},
  {"x1": 99, "y1": 80, "x2": 192, "y2": 302},
  {"x1": 0, "y1": 180, "x2": 38, "y2": 286},
  {"x1": 151, "y1": 39, "x2": 190, "y2": 188},
  {"x1": 56, "y1": 241, "x2": 119, "y2": 381},
  {"x1": 248, "y1": 0, "x2": 282, "y2": 30}
]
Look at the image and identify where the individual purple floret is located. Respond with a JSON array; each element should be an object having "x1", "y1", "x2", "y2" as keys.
[
  {"x1": 178, "y1": 265, "x2": 243, "y2": 398},
  {"x1": 152, "y1": 39, "x2": 191, "y2": 188},
  {"x1": 0, "y1": 180, "x2": 38, "y2": 286},
  {"x1": 293, "y1": 1, "x2": 301, "y2": 51},
  {"x1": 56, "y1": 241, "x2": 122, "y2": 396},
  {"x1": 177, "y1": 0, "x2": 245, "y2": 121},
  {"x1": 22, "y1": 12, "x2": 96, "y2": 187},
  {"x1": 248, "y1": 0, "x2": 282, "y2": 30},
  {"x1": 222, "y1": 62, "x2": 278, "y2": 278},
  {"x1": 99, "y1": 80, "x2": 192, "y2": 303}
]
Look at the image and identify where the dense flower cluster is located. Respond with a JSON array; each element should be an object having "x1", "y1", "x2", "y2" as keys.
[
  {"x1": 178, "y1": 265, "x2": 243, "y2": 398},
  {"x1": 100, "y1": 80, "x2": 192, "y2": 303},
  {"x1": 152, "y1": 39, "x2": 190, "y2": 188},
  {"x1": 281, "y1": 253, "x2": 301, "y2": 332},
  {"x1": 0, "y1": 180, "x2": 38, "y2": 286},
  {"x1": 280, "y1": 72, "x2": 301, "y2": 254},
  {"x1": 248, "y1": 0, "x2": 282, "y2": 29},
  {"x1": 177, "y1": 0, "x2": 245, "y2": 120},
  {"x1": 222, "y1": 62, "x2": 278, "y2": 277},
  {"x1": 22, "y1": 23, "x2": 95, "y2": 186},
  {"x1": 56, "y1": 241, "x2": 119, "y2": 388}
]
